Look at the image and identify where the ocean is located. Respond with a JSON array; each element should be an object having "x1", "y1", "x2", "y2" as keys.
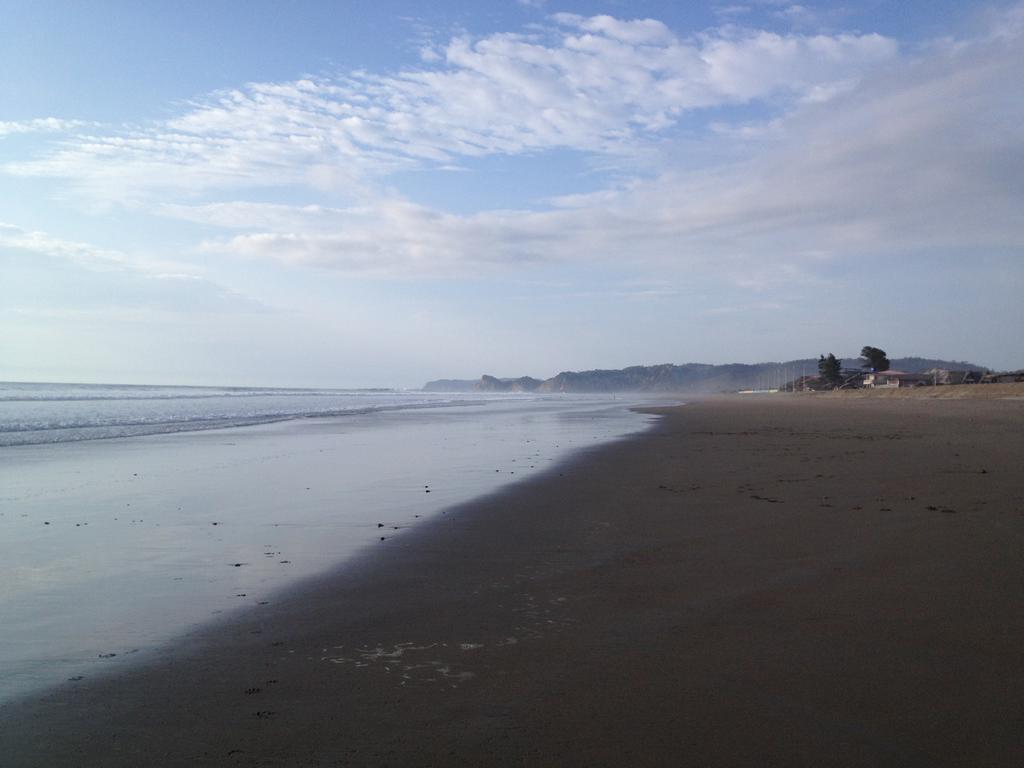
[
  {"x1": 0, "y1": 382, "x2": 660, "y2": 703},
  {"x1": 0, "y1": 381, "x2": 491, "y2": 447}
]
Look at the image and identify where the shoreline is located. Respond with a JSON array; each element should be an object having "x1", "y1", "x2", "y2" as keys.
[
  {"x1": 0, "y1": 396, "x2": 655, "y2": 704},
  {"x1": 3, "y1": 395, "x2": 1023, "y2": 766}
]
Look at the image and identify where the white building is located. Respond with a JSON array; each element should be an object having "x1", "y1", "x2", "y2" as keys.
[{"x1": 862, "y1": 370, "x2": 932, "y2": 389}]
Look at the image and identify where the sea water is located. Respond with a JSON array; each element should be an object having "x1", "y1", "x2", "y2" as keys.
[
  {"x1": 0, "y1": 383, "x2": 660, "y2": 703},
  {"x1": 0, "y1": 381, "x2": 487, "y2": 446}
]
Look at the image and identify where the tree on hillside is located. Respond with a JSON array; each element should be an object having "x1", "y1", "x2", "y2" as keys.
[
  {"x1": 818, "y1": 353, "x2": 843, "y2": 387},
  {"x1": 860, "y1": 346, "x2": 890, "y2": 372}
]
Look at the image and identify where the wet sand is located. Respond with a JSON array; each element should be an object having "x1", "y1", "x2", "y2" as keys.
[
  {"x1": 2, "y1": 394, "x2": 1023, "y2": 766},
  {"x1": 0, "y1": 397, "x2": 651, "y2": 702}
]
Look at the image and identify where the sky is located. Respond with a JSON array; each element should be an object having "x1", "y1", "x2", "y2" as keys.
[{"x1": 1, "y1": 0, "x2": 1022, "y2": 387}]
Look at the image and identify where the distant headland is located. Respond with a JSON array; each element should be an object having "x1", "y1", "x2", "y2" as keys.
[{"x1": 423, "y1": 356, "x2": 996, "y2": 394}]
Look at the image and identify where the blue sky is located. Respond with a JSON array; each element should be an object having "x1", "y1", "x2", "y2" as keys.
[{"x1": 2, "y1": 0, "x2": 1022, "y2": 386}]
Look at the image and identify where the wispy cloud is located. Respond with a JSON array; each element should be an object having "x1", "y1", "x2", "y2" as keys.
[
  {"x1": 0, "y1": 118, "x2": 91, "y2": 138},
  {"x1": 0, "y1": 223, "x2": 266, "y2": 312},
  {"x1": 165, "y1": 12, "x2": 1023, "y2": 283},
  {"x1": 7, "y1": 8, "x2": 1021, "y2": 297},
  {"x1": 6, "y1": 16, "x2": 896, "y2": 200},
  {"x1": 0, "y1": 222, "x2": 135, "y2": 270}
]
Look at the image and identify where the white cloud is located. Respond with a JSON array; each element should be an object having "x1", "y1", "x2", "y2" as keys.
[
  {"x1": 696, "y1": 30, "x2": 894, "y2": 102},
  {"x1": 551, "y1": 14, "x2": 676, "y2": 45},
  {"x1": 193, "y1": 200, "x2": 559, "y2": 276},
  {"x1": 6, "y1": 16, "x2": 896, "y2": 200},
  {"x1": 0, "y1": 223, "x2": 266, "y2": 312},
  {"x1": 0, "y1": 118, "x2": 89, "y2": 138},
  {"x1": 0, "y1": 222, "x2": 133, "y2": 270},
  {"x1": 7, "y1": 7, "x2": 1020, "y2": 304},
  {"x1": 166, "y1": 16, "x2": 1022, "y2": 284}
]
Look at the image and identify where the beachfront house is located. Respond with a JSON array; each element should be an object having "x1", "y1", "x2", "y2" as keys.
[
  {"x1": 982, "y1": 370, "x2": 1024, "y2": 383},
  {"x1": 862, "y1": 370, "x2": 932, "y2": 389}
]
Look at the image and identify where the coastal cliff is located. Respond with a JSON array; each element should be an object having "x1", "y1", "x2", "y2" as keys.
[{"x1": 423, "y1": 357, "x2": 986, "y2": 394}]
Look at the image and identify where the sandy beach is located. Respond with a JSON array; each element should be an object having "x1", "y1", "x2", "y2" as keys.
[
  {"x1": 3, "y1": 392, "x2": 1023, "y2": 766},
  {"x1": 0, "y1": 395, "x2": 652, "y2": 702}
]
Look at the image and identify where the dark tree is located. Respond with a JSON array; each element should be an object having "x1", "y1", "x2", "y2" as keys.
[
  {"x1": 860, "y1": 346, "x2": 890, "y2": 372},
  {"x1": 818, "y1": 353, "x2": 843, "y2": 387}
]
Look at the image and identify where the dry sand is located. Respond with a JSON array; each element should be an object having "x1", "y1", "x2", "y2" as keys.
[
  {"x1": 2, "y1": 395, "x2": 1023, "y2": 766},
  {"x1": 827, "y1": 382, "x2": 1024, "y2": 399}
]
